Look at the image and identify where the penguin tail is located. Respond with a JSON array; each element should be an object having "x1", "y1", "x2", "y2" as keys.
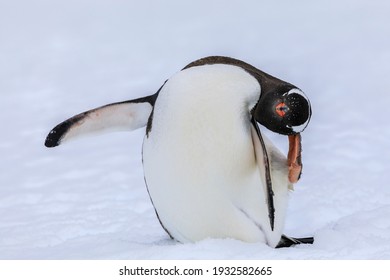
[
  {"x1": 275, "y1": 234, "x2": 314, "y2": 248},
  {"x1": 44, "y1": 94, "x2": 157, "y2": 148}
]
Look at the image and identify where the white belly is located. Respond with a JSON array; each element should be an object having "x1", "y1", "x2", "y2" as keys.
[{"x1": 142, "y1": 64, "x2": 289, "y2": 247}]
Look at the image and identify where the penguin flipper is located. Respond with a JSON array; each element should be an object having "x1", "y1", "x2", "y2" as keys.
[
  {"x1": 275, "y1": 234, "x2": 314, "y2": 248},
  {"x1": 250, "y1": 118, "x2": 275, "y2": 231},
  {"x1": 45, "y1": 94, "x2": 156, "y2": 148}
]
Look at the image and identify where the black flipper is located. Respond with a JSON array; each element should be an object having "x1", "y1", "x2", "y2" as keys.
[
  {"x1": 45, "y1": 94, "x2": 157, "y2": 148},
  {"x1": 275, "y1": 234, "x2": 314, "y2": 248},
  {"x1": 250, "y1": 117, "x2": 275, "y2": 231}
]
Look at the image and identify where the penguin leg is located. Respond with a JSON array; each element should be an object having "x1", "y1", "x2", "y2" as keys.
[
  {"x1": 275, "y1": 234, "x2": 314, "y2": 248},
  {"x1": 45, "y1": 94, "x2": 157, "y2": 147}
]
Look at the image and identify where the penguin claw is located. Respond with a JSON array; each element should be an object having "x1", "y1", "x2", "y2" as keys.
[{"x1": 275, "y1": 234, "x2": 314, "y2": 248}]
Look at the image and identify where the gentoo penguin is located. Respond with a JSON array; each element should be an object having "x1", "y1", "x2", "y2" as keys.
[{"x1": 45, "y1": 56, "x2": 313, "y2": 248}]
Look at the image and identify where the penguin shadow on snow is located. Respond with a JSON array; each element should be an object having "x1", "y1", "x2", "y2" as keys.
[{"x1": 45, "y1": 56, "x2": 313, "y2": 249}]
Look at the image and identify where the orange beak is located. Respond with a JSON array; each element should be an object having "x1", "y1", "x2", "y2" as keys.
[{"x1": 287, "y1": 133, "x2": 302, "y2": 183}]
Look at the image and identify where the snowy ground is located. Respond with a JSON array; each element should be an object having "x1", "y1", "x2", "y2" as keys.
[{"x1": 1, "y1": 0, "x2": 390, "y2": 259}]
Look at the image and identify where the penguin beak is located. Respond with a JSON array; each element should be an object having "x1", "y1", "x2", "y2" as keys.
[{"x1": 287, "y1": 133, "x2": 303, "y2": 183}]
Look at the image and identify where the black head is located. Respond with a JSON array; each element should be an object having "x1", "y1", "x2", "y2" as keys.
[{"x1": 253, "y1": 86, "x2": 312, "y2": 135}]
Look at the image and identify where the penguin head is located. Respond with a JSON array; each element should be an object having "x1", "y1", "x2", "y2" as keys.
[{"x1": 253, "y1": 86, "x2": 312, "y2": 135}]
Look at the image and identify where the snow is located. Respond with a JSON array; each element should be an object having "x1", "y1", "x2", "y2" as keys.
[{"x1": 1, "y1": 0, "x2": 390, "y2": 259}]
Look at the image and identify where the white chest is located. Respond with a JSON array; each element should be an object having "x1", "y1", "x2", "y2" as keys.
[{"x1": 142, "y1": 64, "x2": 289, "y2": 247}]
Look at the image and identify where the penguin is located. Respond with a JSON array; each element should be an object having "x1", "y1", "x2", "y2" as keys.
[{"x1": 45, "y1": 56, "x2": 313, "y2": 248}]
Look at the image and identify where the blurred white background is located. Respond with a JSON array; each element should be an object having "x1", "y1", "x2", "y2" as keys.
[{"x1": 1, "y1": 0, "x2": 389, "y2": 259}]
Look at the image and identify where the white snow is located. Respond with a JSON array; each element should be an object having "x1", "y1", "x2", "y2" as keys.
[{"x1": 1, "y1": 0, "x2": 390, "y2": 259}]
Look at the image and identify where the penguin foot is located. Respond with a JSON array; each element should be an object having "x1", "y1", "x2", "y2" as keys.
[{"x1": 275, "y1": 234, "x2": 314, "y2": 248}]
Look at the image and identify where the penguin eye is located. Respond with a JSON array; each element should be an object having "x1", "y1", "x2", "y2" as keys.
[{"x1": 275, "y1": 102, "x2": 288, "y2": 117}]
